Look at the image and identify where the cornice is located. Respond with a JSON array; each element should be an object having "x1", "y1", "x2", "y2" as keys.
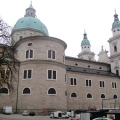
[{"x1": 20, "y1": 59, "x2": 66, "y2": 69}]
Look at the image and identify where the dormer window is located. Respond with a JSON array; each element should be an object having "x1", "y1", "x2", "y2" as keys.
[
  {"x1": 113, "y1": 30, "x2": 115, "y2": 32},
  {"x1": 117, "y1": 29, "x2": 119, "y2": 31}
]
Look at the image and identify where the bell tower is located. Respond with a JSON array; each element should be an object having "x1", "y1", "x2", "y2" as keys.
[
  {"x1": 108, "y1": 10, "x2": 120, "y2": 76},
  {"x1": 78, "y1": 30, "x2": 95, "y2": 61}
]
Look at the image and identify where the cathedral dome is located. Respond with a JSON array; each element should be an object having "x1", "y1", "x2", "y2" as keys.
[
  {"x1": 13, "y1": 17, "x2": 49, "y2": 35},
  {"x1": 81, "y1": 31, "x2": 90, "y2": 46},
  {"x1": 12, "y1": 3, "x2": 49, "y2": 35}
]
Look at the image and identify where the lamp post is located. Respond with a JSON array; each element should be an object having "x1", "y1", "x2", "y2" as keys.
[{"x1": 102, "y1": 97, "x2": 116, "y2": 110}]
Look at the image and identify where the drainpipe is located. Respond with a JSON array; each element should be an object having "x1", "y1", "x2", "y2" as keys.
[{"x1": 15, "y1": 63, "x2": 20, "y2": 114}]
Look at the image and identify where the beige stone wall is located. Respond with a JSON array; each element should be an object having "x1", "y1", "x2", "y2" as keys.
[
  {"x1": 17, "y1": 61, "x2": 67, "y2": 110},
  {"x1": 109, "y1": 37, "x2": 120, "y2": 56},
  {"x1": 12, "y1": 30, "x2": 45, "y2": 43},
  {"x1": 15, "y1": 37, "x2": 66, "y2": 64},
  {"x1": 66, "y1": 71, "x2": 120, "y2": 110}
]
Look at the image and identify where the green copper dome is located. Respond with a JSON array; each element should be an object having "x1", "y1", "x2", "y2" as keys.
[
  {"x1": 13, "y1": 17, "x2": 49, "y2": 35},
  {"x1": 112, "y1": 21, "x2": 120, "y2": 29},
  {"x1": 12, "y1": 3, "x2": 49, "y2": 35},
  {"x1": 81, "y1": 31, "x2": 90, "y2": 46},
  {"x1": 112, "y1": 11, "x2": 120, "y2": 29}
]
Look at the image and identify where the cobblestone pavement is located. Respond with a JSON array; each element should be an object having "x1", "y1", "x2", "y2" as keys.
[{"x1": 0, "y1": 114, "x2": 71, "y2": 120}]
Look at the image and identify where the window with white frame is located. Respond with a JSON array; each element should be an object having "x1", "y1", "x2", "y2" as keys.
[
  {"x1": 101, "y1": 94, "x2": 105, "y2": 98},
  {"x1": 70, "y1": 78, "x2": 77, "y2": 86},
  {"x1": 113, "y1": 94, "x2": 117, "y2": 99},
  {"x1": 48, "y1": 70, "x2": 56, "y2": 80},
  {"x1": 23, "y1": 88, "x2": 30, "y2": 94},
  {"x1": 99, "y1": 81, "x2": 105, "y2": 88},
  {"x1": 86, "y1": 79, "x2": 91, "y2": 87},
  {"x1": 26, "y1": 50, "x2": 33, "y2": 59},
  {"x1": 71, "y1": 92, "x2": 77, "y2": 97},
  {"x1": 23, "y1": 70, "x2": 32, "y2": 79},
  {"x1": 112, "y1": 82, "x2": 117, "y2": 89},
  {"x1": 48, "y1": 50, "x2": 55, "y2": 59},
  {"x1": 0, "y1": 87, "x2": 9, "y2": 94},
  {"x1": 87, "y1": 93, "x2": 92, "y2": 98},
  {"x1": 48, "y1": 88, "x2": 56, "y2": 95}
]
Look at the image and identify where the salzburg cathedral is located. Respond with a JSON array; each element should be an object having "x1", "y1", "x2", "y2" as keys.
[{"x1": 0, "y1": 3, "x2": 120, "y2": 113}]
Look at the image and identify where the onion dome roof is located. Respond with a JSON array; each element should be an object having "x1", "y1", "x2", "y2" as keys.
[{"x1": 81, "y1": 31, "x2": 90, "y2": 46}]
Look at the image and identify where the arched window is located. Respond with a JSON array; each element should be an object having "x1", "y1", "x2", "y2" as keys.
[
  {"x1": 87, "y1": 93, "x2": 92, "y2": 98},
  {"x1": 23, "y1": 88, "x2": 30, "y2": 94},
  {"x1": 48, "y1": 50, "x2": 55, "y2": 59},
  {"x1": 0, "y1": 88, "x2": 8, "y2": 94},
  {"x1": 101, "y1": 94, "x2": 105, "y2": 98},
  {"x1": 48, "y1": 88, "x2": 56, "y2": 95},
  {"x1": 113, "y1": 94, "x2": 117, "y2": 99},
  {"x1": 26, "y1": 50, "x2": 33, "y2": 59},
  {"x1": 71, "y1": 93, "x2": 77, "y2": 97}
]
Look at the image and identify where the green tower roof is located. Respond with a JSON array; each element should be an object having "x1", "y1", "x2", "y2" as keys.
[
  {"x1": 112, "y1": 10, "x2": 120, "y2": 29},
  {"x1": 81, "y1": 31, "x2": 90, "y2": 46}
]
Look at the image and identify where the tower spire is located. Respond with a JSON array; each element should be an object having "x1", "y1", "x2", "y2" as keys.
[
  {"x1": 83, "y1": 29, "x2": 87, "y2": 39},
  {"x1": 114, "y1": 9, "x2": 119, "y2": 22}
]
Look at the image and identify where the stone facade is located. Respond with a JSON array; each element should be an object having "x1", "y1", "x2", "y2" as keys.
[{"x1": 0, "y1": 4, "x2": 120, "y2": 113}]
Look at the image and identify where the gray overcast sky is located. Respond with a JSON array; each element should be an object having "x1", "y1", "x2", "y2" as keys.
[{"x1": 0, "y1": 0, "x2": 120, "y2": 60}]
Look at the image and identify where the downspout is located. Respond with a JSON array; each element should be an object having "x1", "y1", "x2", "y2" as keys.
[{"x1": 16, "y1": 63, "x2": 20, "y2": 114}]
